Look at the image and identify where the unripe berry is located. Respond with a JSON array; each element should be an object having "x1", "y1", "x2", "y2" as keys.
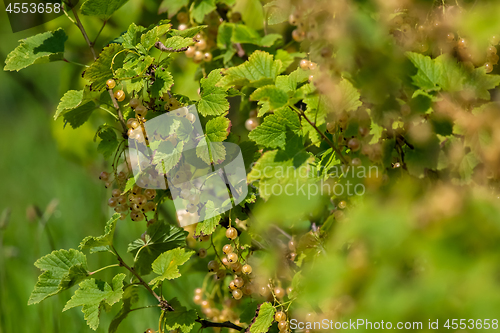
[
  {"x1": 226, "y1": 227, "x2": 238, "y2": 239},
  {"x1": 106, "y1": 79, "x2": 116, "y2": 89},
  {"x1": 338, "y1": 200, "x2": 347, "y2": 209}
]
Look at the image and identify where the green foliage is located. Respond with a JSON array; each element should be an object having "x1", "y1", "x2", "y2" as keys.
[
  {"x1": 79, "y1": 213, "x2": 120, "y2": 252},
  {"x1": 80, "y1": 0, "x2": 130, "y2": 20},
  {"x1": 4, "y1": 28, "x2": 67, "y2": 71},
  {"x1": 150, "y1": 248, "x2": 195, "y2": 287},
  {"x1": 28, "y1": 249, "x2": 88, "y2": 305},
  {"x1": 162, "y1": 298, "x2": 198, "y2": 333},
  {"x1": 127, "y1": 221, "x2": 188, "y2": 275},
  {"x1": 197, "y1": 69, "x2": 230, "y2": 116},
  {"x1": 249, "y1": 302, "x2": 275, "y2": 333},
  {"x1": 63, "y1": 274, "x2": 126, "y2": 330}
]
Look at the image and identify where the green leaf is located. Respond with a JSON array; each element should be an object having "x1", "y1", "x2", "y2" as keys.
[
  {"x1": 249, "y1": 302, "x2": 276, "y2": 333},
  {"x1": 80, "y1": 213, "x2": 120, "y2": 252},
  {"x1": 153, "y1": 141, "x2": 185, "y2": 175},
  {"x1": 80, "y1": 0, "x2": 129, "y2": 20},
  {"x1": 28, "y1": 249, "x2": 88, "y2": 305},
  {"x1": 127, "y1": 221, "x2": 188, "y2": 275},
  {"x1": 63, "y1": 274, "x2": 126, "y2": 330},
  {"x1": 83, "y1": 44, "x2": 125, "y2": 92},
  {"x1": 191, "y1": 0, "x2": 216, "y2": 23},
  {"x1": 163, "y1": 36, "x2": 195, "y2": 50},
  {"x1": 197, "y1": 69, "x2": 230, "y2": 116},
  {"x1": 194, "y1": 201, "x2": 222, "y2": 235},
  {"x1": 406, "y1": 52, "x2": 442, "y2": 91},
  {"x1": 150, "y1": 248, "x2": 195, "y2": 287},
  {"x1": 4, "y1": 28, "x2": 67, "y2": 71},
  {"x1": 219, "y1": 51, "x2": 282, "y2": 88},
  {"x1": 205, "y1": 116, "x2": 230, "y2": 142},
  {"x1": 123, "y1": 177, "x2": 136, "y2": 194},
  {"x1": 250, "y1": 86, "x2": 288, "y2": 110},
  {"x1": 275, "y1": 68, "x2": 310, "y2": 93},
  {"x1": 122, "y1": 23, "x2": 147, "y2": 49},
  {"x1": 247, "y1": 147, "x2": 313, "y2": 200},
  {"x1": 151, "y1": 68, "x2": 174, "y2": 98},
  {"x1": 405, "y1": 133, "x2": 441, "y2": 177},
  {"x1": 170, "y1": 25, "x2": 208, "y2": 38},
  {"x1": 108, "y1": 285, "x2": 139, "y2": 333},
  {"x1": 335, "y1": 79, "x2": 362, "y2": 113},
  {"x1": 63, "y1": 103, "x2": 98, "y2": 129},
  {"x1": 196, "y1": 140, "x2": 226, "y2": 164},
  {"x1": 54, "y1": 88, "x2": 100, "y2": 121},
  {"x1": 140, "y1": 24, "x2": 172, "y2": 53},
  {"x1": 248, "y1": 107, "x2": 300, "y2": 149},
  {"x1": 158, "y1": 0, "x2": 189, "y2": 16},
  {"x1": 97, "y1": 128, "x2": 119, "y2": 159},
  {"x1": 274, "y1": 50, "x2": 305, "y2": 73},
  {"x1": 220, "y1": 23, "x2": 282, "y2": 47},
  {"x1": 163, "y1": 298, "x2": 198, "y2": 333},
  {"x1": 465, "y1": 66, "x2": 500, "y2": 100}
]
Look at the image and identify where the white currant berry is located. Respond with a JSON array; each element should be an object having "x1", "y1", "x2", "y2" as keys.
[
  {"x1": 231, "y1": 262, "x2": 242, "y2": 273},
  {"x1": 338, "y1": 200, "x2": 347, "y2": 209},
  {"x1": 216, "y1": 269, "x2": 226, "y2": 280},
  {"x1": 232, "y1": 289, "x2": 243, "y2": 300},
  {"x1": 229, "y1": 280, "x2": 237, "y2": 290},
  {"x1": 223, "y1": 244, "x2": 233, "y2": 255},
  {"x1": 193, "y1": 294, "x2": 202, "y2": 304},
  {"x1": 106, "y1": 79, "x2": 116, "y2": 89},
  {"x1": 245, "y1": 118, "x2": 259, "y2": 131},
  {"x1": 196, "y1": 39, "x2": 207, "y2": 51},
  {"x1": 195, "y1": 287, "x2": 203, "y2": 295},
  {"x1": 226, "y1": 227, "x2": 238, "y2": 239},
  {"x1": 278, "y1": 320, "x2": 288, "y2": 331},
  {"x1": 274, "y1": 287, "x2": 285, "y2": 299},
  {"x1": 114, "y1": 90, "x2": 125, "y2": 102},
  {"x1": 227, "y1": 252, "x2": 238, "y2": 263},
  {"x1": 300, "y1": 59, "x2": 310, "y2": 70},
  {"x1": 203, "y1": 52, "x2": 213, "y2": 62},
  {"x1": 288, "y1": 239, "x2": 296, "y2": 251},
  {"x1": 185, "y1": 46, "x2": 196, "y2": 58},
  {"x1": 275, "y1": 311, "x2": 286, "y2": 322},
  {"x1": 234, "y1": 277, "x2": 244, "y2": 288},
  {"x1": 242, "y1": 264, "x2": 252, "y2": 274},
  {"x1": 193, "y1": 51, "x2": 204, "y2": 62},
  {"x1": 108, "y1": 197, "x2": 118, "y2": 208}
]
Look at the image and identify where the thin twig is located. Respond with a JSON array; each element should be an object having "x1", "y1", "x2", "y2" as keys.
[
  {"x1": 111, "y1": 246, "x2": 170, "y2": 308},
  {"x1": 289, "y1": 105, "x2": 348, "y2": 164},
  {"x1": 92, "y1": 20, "x2": 108, "y2": 46},
  {"x1": 70, "y1": 7, "x2": 96, "y2": 60}
]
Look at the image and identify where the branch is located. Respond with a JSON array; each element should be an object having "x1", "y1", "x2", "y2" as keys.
[
  {"x1": 290, "y1": 105, "x2": 349, "y2": 165},
  {"x1": 70, "y1": 6, "x2": 96, "y2": 60},
  {"x1": 196, "y1": 318, "x2": 243, "y2": 331},
  {"x1": 111, "y1": 246, "x2": 172, "y2": 309}
]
